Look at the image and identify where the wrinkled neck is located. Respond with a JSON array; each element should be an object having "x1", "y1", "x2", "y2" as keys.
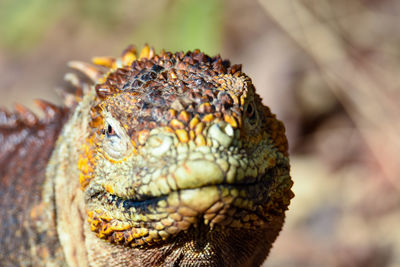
[{"x1": 45, "y1": 88, "x2": 97, "y2": 267}]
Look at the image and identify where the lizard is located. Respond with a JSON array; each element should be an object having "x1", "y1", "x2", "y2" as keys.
[{"x1": 0, "y1": 45, "x2": 294, "y2": 267}]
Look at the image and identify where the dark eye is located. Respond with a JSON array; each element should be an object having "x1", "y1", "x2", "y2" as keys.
[
  {"x1": 246, "y1": 102, "x2": 257, "y2": 121},
  {"x1": 105, "y1": 124, "x2": 117, "y2": 137}
]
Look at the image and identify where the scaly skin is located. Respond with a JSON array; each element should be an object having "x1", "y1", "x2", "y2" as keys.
[{"x1": 0, "y1": 45, "x2": 293, "y2": 266}]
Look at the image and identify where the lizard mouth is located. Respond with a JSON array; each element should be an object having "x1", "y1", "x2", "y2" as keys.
[
  {"x1": 85, "y1": 167, "x2": 285, "y2": 248},
  {"x1": 94, "y1": 179, "x2": 268, "y2": 215}
]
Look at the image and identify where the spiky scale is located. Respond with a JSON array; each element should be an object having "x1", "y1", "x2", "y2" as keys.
[
  {"x1": 14, "y1": 104, "x2": 38, "y2": 126},
  {"x1": 34, "y1": 99, "x2": 60, "y2": 119},
  {"x1": 68, "y1": 61, "x2": 105, "y2": 82},
  {"x1": 0, "y1": 108, "x2": 17, "y2": 127}
]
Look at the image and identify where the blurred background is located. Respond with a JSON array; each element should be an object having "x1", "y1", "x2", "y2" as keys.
[{"x1": 1, "y1": 0, "x2": 399, "y2": 266}]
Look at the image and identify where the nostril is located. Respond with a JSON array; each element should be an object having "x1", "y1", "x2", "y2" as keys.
[
  {"x1": 147, "y1": 134, "x2": 173, "y2": 156},
  {"x1": 208, "y1": 122, "x2": 234, "y2": 148}
]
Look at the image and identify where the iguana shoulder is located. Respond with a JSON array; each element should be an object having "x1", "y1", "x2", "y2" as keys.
[{"x1": 0, "y1": 102, "x2": 69, "y2": 266}]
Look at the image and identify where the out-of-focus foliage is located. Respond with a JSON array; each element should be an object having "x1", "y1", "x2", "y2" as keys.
[
  {"x1": 0, "y1": 0, "x2": 63, "y2": 51},
  {"x1": 130, "y1": 0, "x2": 223, "y2": 55},
  {"x1": 0, "y1": 0, "x2": 222, "y2": 54},
  {"x1": 259, "y1": 1, "x2": 400, "y2": 266}
]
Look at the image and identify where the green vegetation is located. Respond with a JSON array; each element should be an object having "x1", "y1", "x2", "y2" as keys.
[{"x1": 0, "y1": 0, "x2": 223, "y2": 54}]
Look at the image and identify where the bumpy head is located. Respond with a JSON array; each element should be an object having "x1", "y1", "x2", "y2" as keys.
[{"x1": 77, "y1": 45, "x2": 293, "y2": 265}]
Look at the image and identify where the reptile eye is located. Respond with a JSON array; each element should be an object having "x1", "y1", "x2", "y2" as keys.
[
  {"x1": 106, "y1": 124, "x2": 117, "y2": 137},
  {"x1": 102, "y1": 118, "x2": 131, "y2": 159},
  {"x1": 246, "y1": 102, "x2": 257, "y2": 121}
]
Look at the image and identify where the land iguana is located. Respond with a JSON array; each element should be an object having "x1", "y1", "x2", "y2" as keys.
[{"x1": 0, "y1": 45, "x2": 294, "y2": 266}]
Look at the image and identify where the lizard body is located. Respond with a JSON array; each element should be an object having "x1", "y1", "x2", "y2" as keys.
[{"x1": 0, "y1": 45, "x2": 293, "y2": 266}]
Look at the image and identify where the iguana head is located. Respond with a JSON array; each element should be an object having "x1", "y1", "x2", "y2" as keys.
[{"x1": 76, "y1": 45, "x2": 293, "y2": 265}]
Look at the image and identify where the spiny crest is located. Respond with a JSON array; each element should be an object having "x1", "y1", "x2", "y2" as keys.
[
  {"x1": 63, "y1": 44, "x2": 246, "y2": 114},
  {"x1": 0, "y1": 101, "x2": 64, "y2": 129},
  {"x1": 92, "y1": 45, "x2": 243, "y2": 99}
]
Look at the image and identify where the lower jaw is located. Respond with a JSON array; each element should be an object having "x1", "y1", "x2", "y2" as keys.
[
  {"x1": 87, "y1": 183, "x2": 270, "y2": 248},
  {"x1": 86, "y1": 221, "x2": 284, "y2": 267},
  {"x1": 147, "y1": 222, "x2": 284, "y2": 267}
]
